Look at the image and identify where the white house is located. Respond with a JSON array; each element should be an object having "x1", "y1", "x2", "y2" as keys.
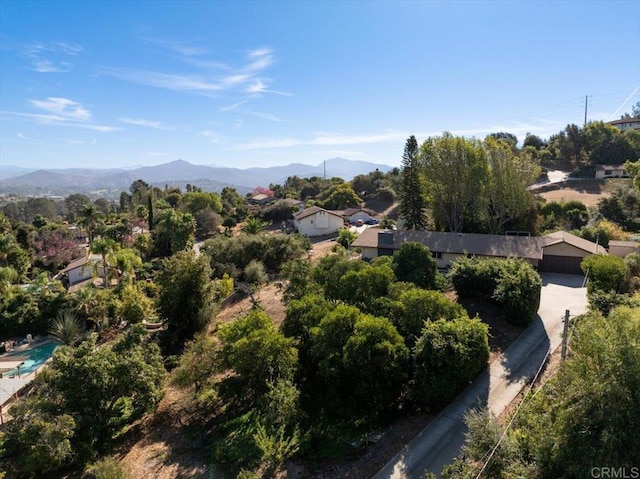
[
  {"x1": 595, "y1": 164, "x2": 629, "y2": 179},
  {"x1": 293, "y1": 206, "x2": 345, "y2": 237},
  {"x1": 60, "y1": 253, "x2": 107, "y2": 290},
  {"x1": 340, "y1": 207, "x2": 377, "y2": 224}
]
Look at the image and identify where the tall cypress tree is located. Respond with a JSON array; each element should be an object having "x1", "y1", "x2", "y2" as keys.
[
  {"x1": 147, "y1": 193, "x2": 154, "y2": 231},
  {"x1": 399, "y1": 135, "x2": 427, "y2": 230}
]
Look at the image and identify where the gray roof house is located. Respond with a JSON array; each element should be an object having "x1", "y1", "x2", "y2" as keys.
[{"x1": 351, "y1": 229, "x2": 606, "y2": 275}]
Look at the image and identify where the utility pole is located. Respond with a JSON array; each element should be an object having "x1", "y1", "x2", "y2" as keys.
[
  {"x1": 584, "y1": 95, "x2": 588, "y2": 126},
  {"x1": 561, "y1": 309, "x2": 570, "y2": 361}
]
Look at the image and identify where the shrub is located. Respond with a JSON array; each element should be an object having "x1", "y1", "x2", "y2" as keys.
[
  {"x1": 449, "y1": 257, "x2": 542, "y2": 326},
  {"x1": 413, "y1": 318, "x2": 489, "y2": 409},
  {"x1": 85, "y1": 456, "x2": 131, "y2": 479},
  {"x1": 581, "y1": 254, "x2": 627, "y2": 294},
  {"x1": 392, "y1": 242, "x2": 438, "y2": 289}
]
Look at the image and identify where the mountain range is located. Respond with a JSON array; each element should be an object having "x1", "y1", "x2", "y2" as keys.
[{"x1": 0, "y1": 158, "x2": 393, "y2": 197}]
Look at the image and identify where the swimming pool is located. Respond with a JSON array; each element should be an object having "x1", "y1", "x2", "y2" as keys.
[{"x1": 2, "y1": 341, "x2": 59, "y2": 377}]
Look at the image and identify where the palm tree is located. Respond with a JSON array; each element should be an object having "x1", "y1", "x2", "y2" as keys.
[
  {"x1": 77, "y1": 204, "x2": 105, "y2": 243},
  {"x1": 89, "y1": 238, "x2": 118, "y2": 288},
  {"x1": 114, "y1": 248, "x2": 142, "y2": 284},
  {"x1": 49, "y1": 310, "x2": 83, "y2": 346},
  {"x1": 242, "y1": 217, "x2": 267, "y2": 235}
]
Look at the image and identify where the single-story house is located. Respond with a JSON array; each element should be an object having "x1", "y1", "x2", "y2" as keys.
[
  {"x1": 595, "y1": 165, "x2": 629, "y2": 179},
  {"x1": 61, "y1": 254, "x2": 105, "y2": 286},
  {"x1": 608, "y1": 240, "x2": 640, "y2": 258},
  {"x1": 351, "y1": 229, "x2": 606, "y2": 275},
  {"x1": 339, "y1": 207, "x2": 377, "y2": 224},
  {"x1": 293, "y1": 206, "x2": 345, "y2": 237},
  {"x1": 250, "y1": 193, "x2": 274, "y2": 206}
]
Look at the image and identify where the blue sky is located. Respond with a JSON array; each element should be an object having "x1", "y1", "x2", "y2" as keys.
[{"x1": 1, "y1": 0, "x2": 639, "y2": 170}]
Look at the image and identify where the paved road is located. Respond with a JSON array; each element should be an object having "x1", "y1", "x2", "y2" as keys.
[{"x1": 373, "y1": 273, "x2": 588, "y2": 479}]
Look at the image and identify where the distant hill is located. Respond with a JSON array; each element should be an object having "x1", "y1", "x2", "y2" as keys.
[
  {"x1": 0, "y1": 165, "x2": 36, "y2": 180},
  {"x1": 0, "y1": 158, "x2": 392, "y2": 198}
]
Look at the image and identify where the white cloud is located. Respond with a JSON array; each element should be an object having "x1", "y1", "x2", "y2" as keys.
[
  {"x1": 20, "y1": 41, "x2": 82, "y2": 73},
  {"x1": 103, "y1": 45, "x2": 288, "y2": 99},
  {"x1": 246, "y1": 79, "x2": 291, "y2": 96},
  {"x1": 32, "y1": 59, "x2": 72, "y2": 73},
  {"x1": 17, "y1": 133, "x2": 29, "y2": 140},
  {"x1": 103, "y1": 68, "x2": 252, "y2": 93},
  {"x1": 120, "y1": 118, "x2": 172, "y2": 129},
  {"x1": 220, "y1": 99, "x2": 248, "y2": 112},
  {"x1": 3, "y1": 110, "x2": 118, "y2": 132},
  {"x1": 29, "y1": 97, "x2": 92, "y2": 121},
  {"x1": 246, "y1": 111, "x2": 284, "y2": 122}
]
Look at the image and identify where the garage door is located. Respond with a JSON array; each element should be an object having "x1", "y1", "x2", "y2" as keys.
[{"x1": 538, "y1": 255, "x2": 584, "y2": 275}]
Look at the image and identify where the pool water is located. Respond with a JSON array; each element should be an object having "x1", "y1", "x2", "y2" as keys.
[{"x1": 3, "y1": 341, "x2": 58, "y2": 377}]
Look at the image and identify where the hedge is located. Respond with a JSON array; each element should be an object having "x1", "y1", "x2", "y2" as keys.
[{"x1": 449, "y1": 256, "x2": 542, "y2": 327}]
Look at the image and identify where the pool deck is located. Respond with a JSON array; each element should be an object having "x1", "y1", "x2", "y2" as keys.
[{"x1": 0, "y1": 339, "x2": 55, "y2": 423}]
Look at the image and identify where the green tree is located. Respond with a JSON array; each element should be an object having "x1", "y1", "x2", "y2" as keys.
[
  {"x1": 153, "y1": 208, "x2": 196, "y2": 257},
  {"x1": 113, "y1": 248, "x2": 143, "y2": 284},
  {"x1": 0, "y1": 397, "x2": 76, "y2": 477},
  {"x1": 77, "y1": 204, "x2": 105, "y2": 243},
  {"x1": 419, "y1": 133, "x2": 488, "y2": 232},
  {"x1": 336, "y1": 228, "x2": 357, "y2": 249},
  {"x1": 64, "y1": 194, "x2": 91, "y2": 221},
  {"x1": 342, "y1": 315, "x2": 409, "y2": 416},
  {"x1": 486, "y1": 132, "x2": 518, "y2": 152},
  {"x1": 89, "y1": 238, "x2": 118, "y2": 288},
  {"x1": 1, "y1": 325, "x2": 165, "y2": 472},
  {"x1": 530, "y1": 307, "x2": 640, "y2": 477},
  {"x1": 399, "y1": 135, "x2": 428, "y2": 230},
  {"x1": 413, "y1": 318, "x2": 489, "y2": 409},
  {"x1": 626, "y1": 159, "x2": 640, "y2": 192},
  {"x1": 485, "y1": 138, "x2": 540, "y2": 233},
  {"x1": 156, "y1": 250, "x2": 216, "y2": 352},
  {"x1": 335, "y1": 263, "x2": 395, "y2": 312},
  {"x1": 393, "y1": 288, "x2": 468, "y2": 344},
  {"x1": 244, "y1": 259, "x2": 268, "y2": 296},
  {"x1": 392, "y1": 241, "x2": 438, "y2": 289},
  {"x1": 0, "y1": 234, "x2": 30, "y2": 281},
  {"x1": 322, "y1": 183, "x2": 362, "y2": 210},
  {"x1": 218, "y1": 310, "x2": 298, "y2": 406}
]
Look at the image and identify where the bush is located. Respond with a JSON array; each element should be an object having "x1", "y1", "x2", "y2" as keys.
[
  {"x1": 581, "y1": 254, "x2": 627, "y2": 294},
  {"x1": 413, "y1": 317, "x2": 489, "y2": 409},
  {"x1": 85, "y1": 456, "x2": 131, "y2": 479},
  {"x1": 449, "y1": 257, "x2": 542, "y2": 326},
  {"x1": 588, "y1": 290, "x2": 640, "y2": 317}
]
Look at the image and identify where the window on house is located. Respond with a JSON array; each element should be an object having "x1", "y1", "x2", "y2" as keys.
[{"x1": 431, "y1": 251, "x2": 442, "y2": 259}]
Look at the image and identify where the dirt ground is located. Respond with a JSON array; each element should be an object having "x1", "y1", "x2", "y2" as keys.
[
  {"x1": 538, "y1": 188, "x2": 609, "y2": 207},
  {"x1": 537, "y1": 178, "x2": 631, "y2": 207}
]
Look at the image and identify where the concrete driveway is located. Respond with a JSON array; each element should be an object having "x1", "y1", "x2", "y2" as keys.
[{"x1": 373, "y1": 273, "x2": 588, "y2": 479}]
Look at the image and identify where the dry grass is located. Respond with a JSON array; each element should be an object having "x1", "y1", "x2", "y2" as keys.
[{"x1": 537, "y1": 178, "x2": 631, "y2": 207}]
